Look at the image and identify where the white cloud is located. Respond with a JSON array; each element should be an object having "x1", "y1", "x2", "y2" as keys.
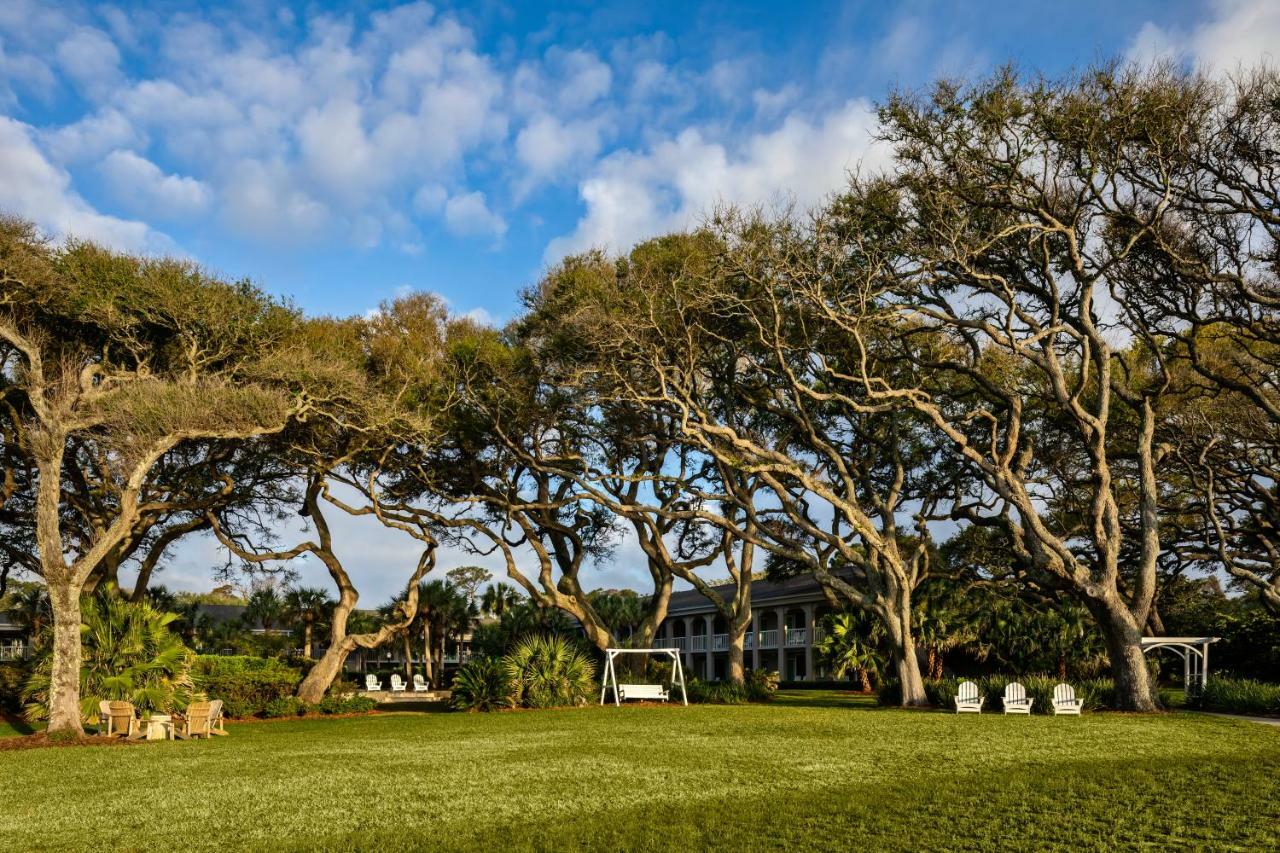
[
  {"x1": 515, "y1": 113, "x2": 604, "y2": 187},
  {"x1": 42, "y1": 108, "x2": 143, "y2": 163},
  {"x1": 0, "y1": 116, "x2": 168, "y2": 252},
  {"x1": 546, "y1": 99, "x2": 885, "y2": 260},
  {"x1": 99, "y1": 149, "x2": 210, "y2": 218},
  {"x1": 55, "y1": 26, "x2": 123, "y2": 101},
  {"x1": 444, "y1": 191, "x2": 506, "y2": 239},
  {"x1": 1128, "y1": 0, "x2": 1280, "y2": 71}
]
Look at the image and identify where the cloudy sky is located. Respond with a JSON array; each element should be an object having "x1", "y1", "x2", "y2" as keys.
[{"x1": 2, "y1": 0, "x2": 1277, "y2": 601}]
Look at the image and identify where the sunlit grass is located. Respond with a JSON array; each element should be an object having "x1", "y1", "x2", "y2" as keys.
[{"x1": 1, "y1": 692, "x2": 1275, "y2": 851}]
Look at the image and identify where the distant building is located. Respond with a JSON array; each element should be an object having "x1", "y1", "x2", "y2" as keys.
[
  {"x1": 655, "y1": 572, "x2": 853, "y2": 681},
  {"x1": 0, "y1": 610, "x2": 29, "y2": 662}
]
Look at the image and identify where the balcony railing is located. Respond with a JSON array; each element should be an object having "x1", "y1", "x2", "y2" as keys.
[
  {"x1": 744, "y1": 632, "x2": 754, "y2": 650},
  {"x1": 0, "y1": 643, "x2": 27, "y2": 662},
  {"x1": 757, "y1": 629, "x2": 778, "y2": 647},
  {"x1": 690, "y1": 634, "x2": 708, "y2": 652},
  {"x1": 712, "y1": 633, "x2": 728, "y2": 651},
  {"x1": 785, "y1": 628, "x2": 807, "y2": 646}
]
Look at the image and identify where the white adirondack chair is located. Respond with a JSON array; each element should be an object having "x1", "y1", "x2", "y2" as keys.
[
  {"x1": 389, "y1": 674, "x2": 407, "y2": 692},
  {"x1": 412, "y1": 674, "x2": 431, "y2": 692},
  {"x1": 954, "y1": 680, "x2": 983, "y2": 713},
  {"x1": 1003, "y1": 681, "x2": 1034, "y2": 714},
  {"x1": 365, "y1": 674, "x2": 382, "y2": 692},
  {"x1": 1052, "y1": 683, "x2": 1082, "y2": 716}
]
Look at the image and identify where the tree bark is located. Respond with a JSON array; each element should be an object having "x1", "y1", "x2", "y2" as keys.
[
  {"x1": 727, "y1": 626, "x2": 746, "y2": 685},
  {"x1": 883, "y1": 589, "x2": 927, "y2": 706},
  {"x1": 303, "y1": 620, "x2": 313, "y2": 659},
  {"x1": 422, "y1": 622, "x2": 434, "y2": 687},
  {"x1": 46, "y1": 577, "x2": 84, "y2": 735},
  {"x1": 1090, "y1": 595, "x2": 1159, "y2": 711},
  {"x1": 402, "y1": 632, "x2": 413, "y2": 681}
]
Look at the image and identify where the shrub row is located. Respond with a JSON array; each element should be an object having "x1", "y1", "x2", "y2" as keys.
[
  {"x1": 658, "y1": 669, "x2": 780, "y2": 705},
  {"x1": 261, "y1": 694, "x2": 379, "y2": 719},
  {"x1": 1189, "y1": 678, "x2": 1280, "y2": 717},
  {"x1": 191, "y1": 656, "x2": 303, "y2": 719},
  {"x1": 879, "y1": 675, "x2": 1120, "y2": 714},
  {"x1": 0, "y1": 662, "x2": 26, "y2": 714}
]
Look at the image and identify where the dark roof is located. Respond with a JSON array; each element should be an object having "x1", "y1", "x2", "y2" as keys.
[{"x1": 664, "y1": 569, "x2": 857, "y2": 616}]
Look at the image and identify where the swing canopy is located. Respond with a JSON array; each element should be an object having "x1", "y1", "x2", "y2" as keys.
[{"x1": 599, "y1": 648, "x2": 689, "y2": 706}]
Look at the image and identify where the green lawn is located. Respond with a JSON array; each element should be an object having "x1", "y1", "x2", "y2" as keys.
[{"x1": 1, "y1": 691, "x2": 1277, "y2": 851}]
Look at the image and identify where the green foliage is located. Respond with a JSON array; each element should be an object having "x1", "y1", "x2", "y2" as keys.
[
  {"x1": 316, "y1": 695, "x2": 378, "y2": 715},
  {"x1": 503, "y1": 635, "x2": 597, "y2": 709},
  {"x1": 816, "y1": 611, "x2": 884, "y2": 691},
  {"x1": 744, "y1": 669, "x2": 780, "y2": 702},
  {"x1": 1190, "y1": 678, "x2": 1280, "y2": 716},
  {"x1": 0, "y1": 662, "x2": 26, "y2": 714},
  {"x1": 262, "y1": 696, "x2": 306, "y2": 718},
  {"x1": 450, "y1": 657, "x2": 514, "y2": 711},
  {"x1": 190, "y1": 655, "x2": 302, "y2": 718},
  {"x1": 685, "y1": 677, "x2": 747, "y2": 704},
  {"x1": 470, "y1": 600, "x2": 578, "y2": 658},
  {"x1": 884, "y1": 675, "x2": 1121, "y2": 714},
  {"x1": 22, "y1": 592, "x2": 193, "y2": 723}
]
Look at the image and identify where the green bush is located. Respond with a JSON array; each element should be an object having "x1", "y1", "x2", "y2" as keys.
[
  {"x1": 0, "y1": 662, "x2": 26, "y2": 714},
  {"x1": 503, "y1": 635, "x2": 596, "y2": 709},
  {"x1": 1191, "y1": 678, "x2": 1280, "y2": 716},
  {"x1": 262, "y1": 696, "x2": 306, "y2": 718},
  {"x1": 883, "y1": 675, "x2": 1119, "y2": 714},
  {"x1": 451, "y1": 657, "x2": 514, "y2": 712},
  {"x1": 317, "y1": 695, "x2": 378, "y2": 715},
  {"x1": 685, "y1": 677, "x2": 747, "y2": 705},
  {"x1": 744, "y1": 669, "x2": 780, "y2": 702},
  {"x1": 191, "y1": 655, "x2": 301, "y2": 718}
]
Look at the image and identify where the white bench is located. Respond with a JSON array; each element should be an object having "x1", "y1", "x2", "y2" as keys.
[{"x1": 617, "y1": 683, "x2": 669, "y2": 702}]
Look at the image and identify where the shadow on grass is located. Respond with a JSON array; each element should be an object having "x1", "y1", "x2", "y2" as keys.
[
  {"x1": 373, "y1": 701, "x2": 454, "y2": 715},
  {"x1": 0, "y1": 714, "x2": 37, "y2": 736},
  {"x1": 770, "y1": 690, "x2": 885, "y2": 711}
]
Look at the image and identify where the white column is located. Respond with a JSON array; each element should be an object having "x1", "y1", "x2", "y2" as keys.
[
  {"x1": 750, "y1": 610, "x2": 759, "y2": 670},
  {"x1": 682, "y1": 616, "x2": 693, "y2": 675},
  {"x1": 704, "y1": 614, "x2": 715, "y2": 681},
  {"x1": 775, "y1": 606, "x2": 787, "y2": 679},
  {"x1": 803, "y1": 604, "x2": 815, "y2": 681}
]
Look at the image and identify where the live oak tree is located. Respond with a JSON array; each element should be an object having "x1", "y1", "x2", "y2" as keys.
[
  {"x1": 0, "y1": 219, "x2": 327, "y2": 734},
  {"x1": 817, "y1": 66, "x2": 1226, "y2": 710}
]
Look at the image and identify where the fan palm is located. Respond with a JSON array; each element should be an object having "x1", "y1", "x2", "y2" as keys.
[
  {"x1": 284, "y1": 586, "x2": 334, "y2": 658},
  {"x1": 480, "y1": 583, "x2": 522, "y2": 618},
  {"x1": 23, "y1": 593, "x2": 193, "y2": 723},
  {"x1": 503, "y1": 634, "x2": 597, "y2": 708},
  {"x1": 816, "y1": 611, "x2": 884, "y2": 692}
]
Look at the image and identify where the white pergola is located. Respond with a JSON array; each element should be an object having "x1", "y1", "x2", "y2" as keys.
[
  {"x1": 1141, "y1": 636, "x2": 1219, "y2": 695},
  {"x1": 599, "y1": 648, "x2": 688, "y2": 707}
]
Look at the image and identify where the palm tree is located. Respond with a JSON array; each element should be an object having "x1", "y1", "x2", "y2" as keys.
[
  {"x1": 913, "y1": 587, "x2": 981, "y2": 680},
  {"x1": 9, "y1": 583, "x2": 50, "y2": 651},
  {"x1": 816, "y1": 611, "x2": 884, "y2": 692},
  {"x1": 480, "y1": 583, "x2": 522, "y2": 618},
  {"x1": 414, "y1": 580, "x2": 472, "y2": 686},
  {"x1": 284, "y1": 587, "x2": 334, "y2": 658},
  {"x1": 243, "y1": 587, "x2": 284, "y2": 635},
  {"x1": 23, "y1": 593, "x2": 193, "y2": 723}
]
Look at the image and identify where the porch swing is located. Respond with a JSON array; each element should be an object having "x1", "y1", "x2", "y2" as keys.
[{"x1": 599, "y1": 648, "x2": 689, "y2": 706}]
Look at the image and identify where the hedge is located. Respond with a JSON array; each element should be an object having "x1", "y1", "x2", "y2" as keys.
[
  {"x1": 1190, "y1": 678, "x2": 1280, "y2": 717},
  {"x1": 0, "y1": 661, "x2": 25, "y2": 714},
  {"x1": 880, "y1": 675, "x2": 1121, "y2": 714},
  {"x1": 191, "y1": 656, "x2": 302, "y2": 719}
]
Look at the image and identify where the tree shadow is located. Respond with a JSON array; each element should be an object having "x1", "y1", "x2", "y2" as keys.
[{"x1": 0, "y1": 714, "x2": 37, "y2": 736}]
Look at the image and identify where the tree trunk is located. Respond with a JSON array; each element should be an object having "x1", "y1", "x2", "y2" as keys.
[
  {"x1": 297, "y1": 642, "x2": 352, "y2": 704},
  {"x1": 727, "y1": 625, "x2": 746, "y2": 686},
  {"x1": 858, "y1": 667, "x2": 871, "y2": 693},
  {"x1": 1090, "y1": 596, "x2": 1158, "y2": 711},
  {"x1": 303, "y1": 620, "x2": 313, "y2": 659},
  {"x1": 883, "y1": 589, "x2": 926, "y2": 707},
  {"x1": 47, "y1": 578, "x2": 84, "y2": 735},
  {"x1": 402, "y1": 632, "x2": 413, "y2": 681},
  {"x1": 1057, "y1": 654, "x2": 1068, "y2": 680}
]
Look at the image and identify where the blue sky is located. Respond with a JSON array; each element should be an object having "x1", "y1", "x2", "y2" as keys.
[{"x1": 2, "y1": 0, "x2": 1277, "y2": 600}]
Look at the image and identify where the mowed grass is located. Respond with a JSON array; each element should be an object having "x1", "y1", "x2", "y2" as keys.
[{"x1": 1, "y1": 692, "x2": 1277, "y2": 852}]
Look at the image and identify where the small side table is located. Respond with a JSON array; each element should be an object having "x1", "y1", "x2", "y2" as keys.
[{"x1": 141, "y1": 714, "x2": 173, "y2": 741}]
